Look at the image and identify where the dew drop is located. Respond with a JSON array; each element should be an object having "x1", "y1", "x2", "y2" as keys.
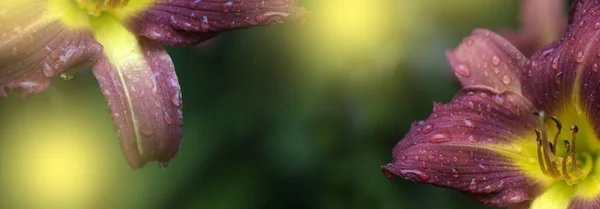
[
  {"x1": 453, "y1": 156, "x2": 458, "y2": 162},
  {"x1": 493, "y1": 94, "x2": 504, "y2": 104},
  {"x1": 456, "y1": 64, "x2": 471, "y2": 77},
  {"x1": 399, "y1": 169, "x2": 430, "y2": 182},
  {"x1": 554, "y1": 72, "x2": 563, "y2": 84},
  {"x1": 423, "y1": 124, "x2": 433, "y2": 133},
  {"x1": 493, "y1": 68, "x2": 500, "y2": 74},
  {"x1": 594, "y1": 63, "x2": 599, "y2": 72},
  {"x1": 438, "y1": 155, "x2": 445, "y2": 160},
  {"x1": 478, "y1": 164, "x2": 490, "y2": 173},
  {"x1": 491, "y1": 55, "x2": 500, "y2": 66},
  {"x1": 60, "y1": 72, "x2": 76, "y2": 81},
  {"x1": 576, "y1": 51, "x2": 584, "y2": 63},
  {"x1": 158, "y1": 161, "x2": 169, "y2": 169},
  {"x1": 552, "y1": 57, "x2": 559, "y2": 69},
  {"x1": 451, "y1": 168, "x2": 460, "y2": 178},
  {"x1": 164, "y1": 112, "x2": 173, "y2": 124},
  {"x1": 502, "y1": 75, "x2": 511, "y2": 84},
  {"x1": 464, "y1": 119, "x2": 474, "y2": 127},
  {"x1": 594, "y1": 22, "x2": 600, "y2": 30},
  {"x1": 140, "y1": 125, "x2": 154, "y2": 136},
  {"x1": 428, "y1": 133, "x2": 451, "y2": 143},
  {"x1": 468, "y1": 179, "x2": 477, "y2": 192}
]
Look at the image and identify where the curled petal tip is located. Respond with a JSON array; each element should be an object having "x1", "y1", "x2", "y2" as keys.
[{"x1": 93, "y1": 38, "x2": 183, "y2": 169}]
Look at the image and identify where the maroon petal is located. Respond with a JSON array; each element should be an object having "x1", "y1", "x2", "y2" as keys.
[
  {"x1": 569, "y1": 197, "x2": 600, "y2": 208},
  {"x1": 93, "y1": 37, "x2": 183, "y2": 169},
  {"x1": 382, "y1": 87, "x2": 540, "y2": 207},
  {"x1": 128, "y1": 0, "x2": 308, "y2": 46},
  {"x1": 522, "y1": 0, "x2": 600, "y2": 117},
  {"x1": 499, "y1": 0, "x2": 567, "y2": 56},
  {"x1": 0, "y1": 15, "x2": 102, "y2": 98},
  {"x1": 446, "y1": 29, "x2": 526, "y2": 93}
]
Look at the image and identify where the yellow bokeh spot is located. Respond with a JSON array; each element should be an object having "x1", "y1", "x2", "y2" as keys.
[{"x1": 0, "y1": 100, "x2": 116, "y2": 209}]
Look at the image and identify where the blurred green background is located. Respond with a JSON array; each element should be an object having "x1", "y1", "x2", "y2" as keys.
[{"x1": 0, "y1": 0, "x2": 556, "y2": 208}]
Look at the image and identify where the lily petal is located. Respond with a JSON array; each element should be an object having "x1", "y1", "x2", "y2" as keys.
[
  {"x1": 446, "y1": 29, "x2": 525, "y2": 94},
  {"x1": 0, "y1": 1, "x2": 102, "y2": 98},
  {"x1": 128, "y1": 0, "x2": 308, "y2": 46},
  {"x1": 93, "y1": 35, "x2": 182, "y2": 168},
  {"x1": 382, "y1": 87, "x2": 540, "y2": 207},
  {"x1": 499, "y1": 0, "x2": 566, "y2": 56},
  {"x1": 521, "y1": 0, "x2": 600, "y2": 116}
]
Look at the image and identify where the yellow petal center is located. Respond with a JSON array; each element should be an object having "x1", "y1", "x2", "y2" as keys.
[
  {"x1": 48, "y1": 0, "x2": 154, "y2": 29},
  {"x1": 75, "y1": 0, "x2": 129, "y2": 16}
]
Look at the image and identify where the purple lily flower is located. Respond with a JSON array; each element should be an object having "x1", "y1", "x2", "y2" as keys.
[
  {"x1": 0, "y1": 0, "x2": 306, "y2": 169},
  {"x1": 382, "y1": 0, "x2": 600, "y2": 208}
]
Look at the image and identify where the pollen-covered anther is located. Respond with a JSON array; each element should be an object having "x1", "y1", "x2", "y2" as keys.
[
  {"x1": 75, "y1": 0, "x2": 129, "y2": 16},
  {"x1": 533, "y1": 112, "x2": 588, "y2": 185}
]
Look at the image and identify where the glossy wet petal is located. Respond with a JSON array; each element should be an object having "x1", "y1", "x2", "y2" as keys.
[
  {"x1": 446, "y1": 29, "x2": 525, "y2": 94},
  {"x1": 522, "y1": 0, "x2": 600, "y2": 117},
  {"x1": 499, "y1": 0, "x2": 566, "y2": 56},
  {"x1": 92, "y1": 15, "x2": 182, "y2": 169},
  {"x1": 382, "y1": 87, "x2": 540, "y2": 207},
  {"x1": 93, "y1": 38, "x2": 182, "y2": 169},
  {"x1": 128, "y1": 0, "x2": 308, "y2": 46},
  {"x1": 0, "y1": 1, "x2": 102, "y2": 98}
]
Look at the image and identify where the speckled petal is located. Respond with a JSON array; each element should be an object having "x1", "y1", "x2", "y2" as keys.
[
  {"x1": 446, "y1": 29, "x2": 525, "y2": 94},
  {"x1": 382, "y1": 87, "x2": 540, "y2": 207},
  {"x1": 128, "y1": 0, "x2": 308, "y2": 46},
  {"x1": 0, "y1": 1, "x2": 102, "y2": 98},
  {"x1": 93, "y1": 37, "x2": 183, "y2": 169}
]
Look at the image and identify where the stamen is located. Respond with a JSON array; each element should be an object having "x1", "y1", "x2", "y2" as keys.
[
  {"x1": 562, "y1": 140, "x2": 571, "y2": 181},
  {"x1": 549, "y1": 116, "x2": 562, "y2": 154},
  {"x1": 571, "y1": 125, "x2": 581, "y2": 174},
  {"x1": 535, "y1": 129, "x2": 549, "y2": 175},
  {"x1": 534, "y1": 112, "x2": 559, "y2": 177}
]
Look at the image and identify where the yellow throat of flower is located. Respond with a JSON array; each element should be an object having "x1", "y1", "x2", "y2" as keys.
[
  {"x1": 507, "y1": 107, "x2": 600, "y2": 208},
  {"x1": 75, "y1": 0, "x2": 129, "y2": 16},
  {"x1": 48, "y1": 0, "x2": 154, "y2": 29}
]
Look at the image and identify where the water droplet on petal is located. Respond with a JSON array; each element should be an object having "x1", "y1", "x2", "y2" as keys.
[
  {"x1": 594, "y1": 63, "x2": 599, "y2": 72},
  {"x1": 552, "y1": 57, "x2": 559, "y2": 69},
  {"x1": 594, "y1": 22, "x2": 600, "y2": 30},
  {"x1": 453, "y1": 156, "x2": 458, "y2": 162},
  {"x1": 491, "y1": 55, "x2": 500, "y2": 66},
  {"x1": 140, "y1": 125, "x2": 154, "y2": 136},
  {"x1": 451, "y1": 168, "x2": 460, "y2": 178},
  {"x1": 576, "y1": 51, "x2": 584, "y2": 63},
  {"x1": 399, "y1": 169, "x2": 430, "y2": 182},
  {"x1": 502, "y1": 75, "x2": 511, "y2": 84},
  {"x1": 428, "y1": 133, "x2": 451, "y2": 143},
  {"x1": 468, "y1": 179, "x2": 477, "y2": 192},
  {"x1": 478, "y1": 164, "x2": 490, "y2": 173},
  {"x1": 555, "y1": 72, "x2": 563, "y2": 84},
  {"x1": 423, "y1": 124, "x2": 433, "y2": 133},
  {"x1": 493, "y1": 94, "x2": 504, "y2": 104},
  {"x1": 456, "y1": 64, "x2": 470, "y2": 77}
]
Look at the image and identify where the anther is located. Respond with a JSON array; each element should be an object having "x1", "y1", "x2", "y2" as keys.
[{"x1": 549, "y1": 116, "x2": 562, "y2": 154}]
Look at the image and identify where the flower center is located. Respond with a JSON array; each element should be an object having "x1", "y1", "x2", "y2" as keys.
[
  {"x1": 75, "y1": 0, "x2": 129, "y2": 16},
  {"x1": 533, "y1": 111, "x2": 593, "y2": 185}
]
